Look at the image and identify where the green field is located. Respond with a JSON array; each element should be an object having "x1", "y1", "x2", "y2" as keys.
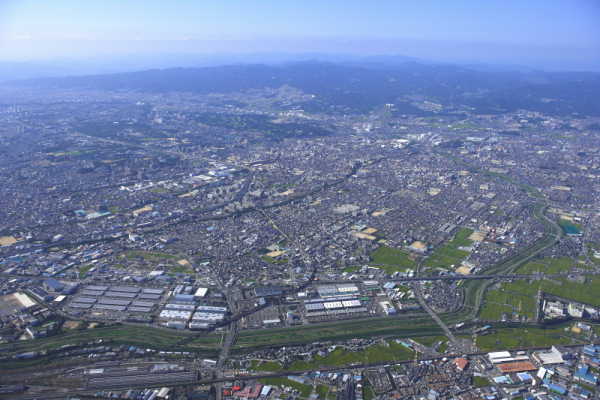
[
  {"x1": 149, "y1": 186, "x2": 169, "y2": 194},
  {"x1": 78, "y1": 264, "x2": 93, "y2": 278},
  {"x1": 479, "y1": 257, "x2": 600, "y2": 321},
  {"x1": 259, "y1": 377, "x2": 312, "y2": 398},
  {"x1": 518, "y1": 257, "x2": 577, "y2": 274},
  {"x1": 587, "y1": 243, "x2": 600, "y2": 266},
  {"x1": 250, "y1": 342, "x2": 415, "y2": 372},
  {"x1": 363, "y1": 384, "x2": 375, "y2": 400},
  {"x1": 235, "y1": 316, "x2": 441, "y2": 349},
  {"x1": 370, "y1": 246, "x2": 416, "y2": 273},
  {"x1": 316, "y1": 384, "x2": 336, "y2": 400},
  {"x1": 479, "y1": 280, "x2": 538, "y2": 321},
  {"x1": 251, "y1": 360, "x2": 284, "y2": 372},
  {"x1": 424, "y1": 228, "x2": 473, "y2": 270},
  {"x1": 287, "y1": 341, "x2": 415, "y2": 370},
  {"x1": 261, "y1": 255, "x2": 289, "y2": 264},
  {"x1": 0, "y1": 324, "x2": 221, "y2": 360},
  {"x1": 476, "y1": 326, "x2": 574, "y2": 351},
  {"x1": 4, "y1": 317, "x2": 439, "y2": 371},
  {"x1": 170, "y1": 264, "x2": 194, "y2": 274},
  {"x1": 456, "y1": 203, "x2": 558, "y2": 325},
  {"x1": 251, "y1": 338, "x2": 441, "y2": 374},
  {"x1": 119, "y1": 250, "x2": 194, "y2": 274},
  {"x1": 473, "y1": 376, "x2": 491, "y2": 387},
  {"x1": 413, "y1": 336, "x2": 449, "y2": 352}
]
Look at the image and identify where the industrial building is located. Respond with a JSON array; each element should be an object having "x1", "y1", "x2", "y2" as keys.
[
  {"x1": 254, "y1": 286, "x2": 285, "y2": 298},
  {"x1": 303, "y1": 297, "x2": 367, "y2": 320},
  {"x1": 379, "y1": 301, "x2": 396, "y2": 315},
  {"x1": 533, "y1": 346, "x2": 565, "y2": 365},
  {"x1": 316, "y1": 284, "x2": 359, "y2": 298},
  {"x1": 67, "y1": 285, "x2": 162, "y2": 317}
]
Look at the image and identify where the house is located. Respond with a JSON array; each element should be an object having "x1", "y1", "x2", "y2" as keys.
[{"x1": 454, "y1": 358, "x2": 469, "y2": 371}]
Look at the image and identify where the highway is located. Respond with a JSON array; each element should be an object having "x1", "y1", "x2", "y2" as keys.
[
  {"x1": 2, "y1": 269, "x2": 596, "y2": 284},
  {"x1": 315, "y1": 270, "x2": 599, "y2": 284},
  {"x1": 215, "y1": 286, "x2": 239, "y2": 400}
]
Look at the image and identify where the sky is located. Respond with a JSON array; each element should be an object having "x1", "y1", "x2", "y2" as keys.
[{"x1": 1, "y1": 0, "x2": 599, "y2": 70}]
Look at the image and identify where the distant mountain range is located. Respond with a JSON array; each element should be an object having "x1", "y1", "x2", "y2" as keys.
[
  {"x1": 0, "y1": 54, "x2": 422, "y2": 83},
  {"x1": 7, "y1": 61, "x2": 600, "y2": 116}
]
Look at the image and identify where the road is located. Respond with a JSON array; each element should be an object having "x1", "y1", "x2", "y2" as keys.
[
  {"x1": 411, "y1": 256, "x2": 467, "y2": 353},
  {"x1": 412, "y1": 281, "x2": 459, "y2": 346},
  {"x1": 459, "y1": 203, "x2": 564, "y2": 325},
  {"x1": 5, "y1": 341, "x2": 598, "y2": 400},
  {"x1": 0, "y1": 153, "x2": 585, "y2": 399},
  {"x1": 312, "y1": 270, "x2": 598, "y2": 284}
]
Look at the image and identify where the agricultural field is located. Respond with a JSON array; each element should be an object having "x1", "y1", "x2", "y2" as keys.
[
  {"x1": 424, "y1": 228, "x2": 473, "y2": 270},
  {"x1": 479, "y1": 257, "x2": 600, "y2": 321},
  {"x1": 287, "y1": 340, "x2": 415, "y2": 370},
  {"x1": 369, "y1": 246, "x2": 416, "y2": 273},
  {"x1": 475, "y1": 325, "x2": 574, "y2": 351},
  {"x1": 479, "y1": 280, "x2": 538, "y2": 321}
]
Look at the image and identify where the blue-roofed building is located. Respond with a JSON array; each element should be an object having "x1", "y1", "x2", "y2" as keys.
[
  {"x1": 43, "y1": 278, "x2": 64, "y2": 292},
  {"x1": 583, "y1": 345, "x2": 600, "y2": 357},
  {"x1": 543, "y1": 380, "x2": 567, "y2": 395},
  {"x1": 493, "y1": 375, "x2": 510, "y2": 385},
  {"x1": 254, "y1": 285, "x2": 284, "y2": 298},
  {"x1": 427, "y1": 389, "x2": 439, "y2": 400},
  {"x1": 517, "y1": 372, "x2": 533, "y2": 383},
  {"x1": 587, "y1": 357, "x2": 600, "y2": 368},
  {"x1": 287, "y1": 375, "x2": 306, "y2": 384},
  {"x1": 570, "y1": 384, "x2": 593, "y2": 399},
  {"x1": 173, "y1": 294, "x2": 196, "y2": 303},
  {"x1": 574, "y1": 365, "x2": 598, "y2": 386}
]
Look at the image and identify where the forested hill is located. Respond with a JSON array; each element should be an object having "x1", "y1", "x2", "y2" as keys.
[{"x1": 12, "y1": 61, "x2": 600, "y2": 115}]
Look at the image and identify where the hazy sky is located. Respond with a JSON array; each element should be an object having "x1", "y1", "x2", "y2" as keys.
[{"x1": 1, "y1": 0, "x2": 599, "y2": 70}]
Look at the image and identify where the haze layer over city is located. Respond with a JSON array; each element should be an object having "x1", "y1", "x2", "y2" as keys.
[{"x1": 1, "y1": 1, "x2": 600, "y2": 400}]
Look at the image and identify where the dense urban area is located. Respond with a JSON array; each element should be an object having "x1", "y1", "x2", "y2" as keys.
[{"x1": 0, "y1": 62, "x2": 599, "y2": 400}]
